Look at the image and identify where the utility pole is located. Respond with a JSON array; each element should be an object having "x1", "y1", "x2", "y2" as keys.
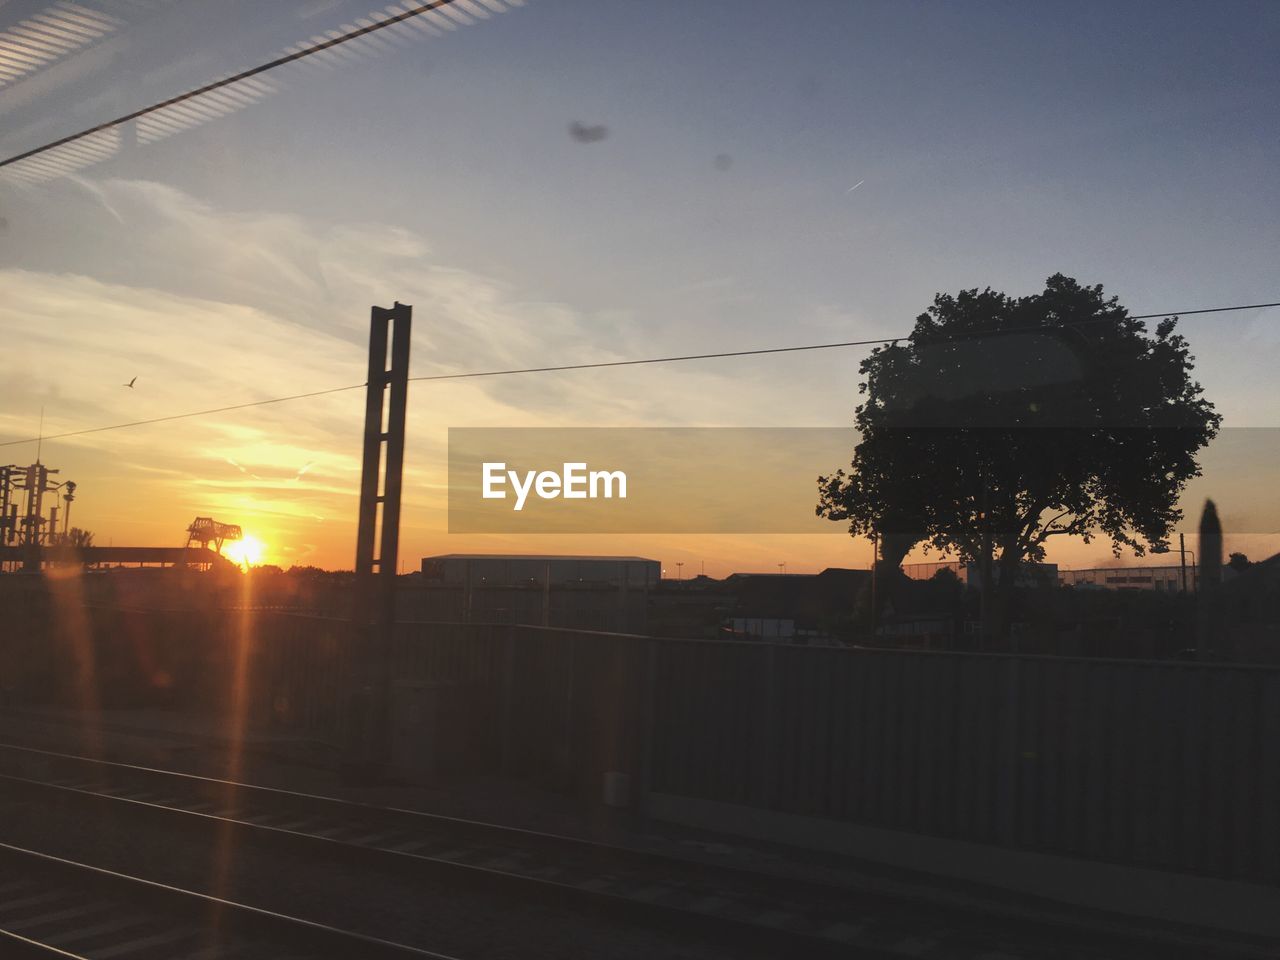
[
  {"x1": 869, "y1": 531, "x2": 878, "y2": 639},
  {"x1": 1179, "y1": 532, "x2": 1188, "y2": 596},
  {"x1": 352, "y1": 302, "x2": 412, "y2": 772}
]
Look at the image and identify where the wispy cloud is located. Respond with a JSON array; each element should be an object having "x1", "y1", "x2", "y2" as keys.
[{"x1": 0, "y1": 176, "x2": 904, "y2": 566}]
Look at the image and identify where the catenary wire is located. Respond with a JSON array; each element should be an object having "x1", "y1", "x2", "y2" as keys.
[
  {"x1": 1, "y1": 300, "x2": 1276, "y2": 449},
  {"x1": 405, "y1": 301, "x2": 1280, "y2": 383}
]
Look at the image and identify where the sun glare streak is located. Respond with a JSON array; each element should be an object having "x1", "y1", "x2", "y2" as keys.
[
  {"x1": 44, "y1": 561, "x2": 104, "y2": 763},
  {"x1": 224, "y1": 534, "x2": 265, "y2": 568},
  {"x1": 210, "y1": 569, "x2": 255, "y2": 914}
]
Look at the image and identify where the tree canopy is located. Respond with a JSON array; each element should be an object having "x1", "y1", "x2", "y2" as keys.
[{"x1": 817, "y1": 274, "x2": 1221, "y2": 588}]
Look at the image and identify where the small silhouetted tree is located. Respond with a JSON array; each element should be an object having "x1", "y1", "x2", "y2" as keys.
[
  {"x1": 65, "y1": 527, "x2": 94, "y2": 548},
  {"x1": 1228, "y1": 552, "x2": 1250, "y2": 572},
  {"x1": 817, "y1": 274, "x2": 1221, "y2": 640}
]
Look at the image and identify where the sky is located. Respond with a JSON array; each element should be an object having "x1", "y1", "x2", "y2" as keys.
[{"x1": 1, "y1": 0, "x2": 1278, "y2": 575}]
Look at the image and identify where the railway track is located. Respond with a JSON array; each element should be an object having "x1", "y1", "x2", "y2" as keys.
[
  {"x1": 0, "y1": 742, "x2": 895, "y2": 958},
  {"x1": 0, "y1": 839, "x2": 448, "y2": 959},
  {"x1": 0, "y1": 740, "x2": 1266, "y2": 960}
]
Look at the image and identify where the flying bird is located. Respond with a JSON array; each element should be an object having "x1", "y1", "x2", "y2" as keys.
[{"x1": 123, "y1": 376, "x2": 136, "y2": 388}]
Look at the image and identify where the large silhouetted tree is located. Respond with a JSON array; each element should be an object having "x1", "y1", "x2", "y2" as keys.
[{"x1": 817, "y1": 274, "x2": 1220, "y2": 640}]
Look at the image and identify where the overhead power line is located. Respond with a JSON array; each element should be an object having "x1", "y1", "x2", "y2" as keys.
[
  {"x1": 0, "y1": 384, "x2": 365, "y2": 448},
  {"x1": 1, "y1": 299, "x2": 1276, "y2": 449},
  {"x1": 405, "y1": 301, "x2": 1280, "y2": 383},
  {"x1": 0, "y1": 0, "x2": 466, "y2": 171}
]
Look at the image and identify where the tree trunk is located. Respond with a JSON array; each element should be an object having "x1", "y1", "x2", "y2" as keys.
[{"x1": 992, "y1": 541, "x2": 1021, "y2": 648}]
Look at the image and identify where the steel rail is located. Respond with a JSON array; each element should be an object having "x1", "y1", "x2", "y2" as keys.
[
  {"x1": 0, "y1": 740, "x2": 1263, "y2": 960},
  {"x1": 0, "y1": 839, "x2": 455, "y2": 959}
]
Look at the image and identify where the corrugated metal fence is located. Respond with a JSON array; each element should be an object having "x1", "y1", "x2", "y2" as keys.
[
  {"x1": 3, "y1": 604, "x2": 1277, "y2": 886},
  {"x1": 647, "y1": 641, "x2": 1280, "y2": 885}
]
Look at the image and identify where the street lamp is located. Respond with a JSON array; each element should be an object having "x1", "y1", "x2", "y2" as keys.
[
  {"x1": 1154, "y1": 536, "x2": 1197, "y2": 596},
  {"x1": 1179, "y1": 532, "x2": 1197, "y2": 596}
]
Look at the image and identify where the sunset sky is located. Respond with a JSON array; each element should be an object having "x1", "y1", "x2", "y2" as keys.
[{"x1": 2, "y1": 0, "x2": 1278, "y2": 575}]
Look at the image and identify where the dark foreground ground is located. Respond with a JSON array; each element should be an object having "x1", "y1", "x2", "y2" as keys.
[{"x1": 0, "y1": 705, "x2": 1270, "y2": 960}]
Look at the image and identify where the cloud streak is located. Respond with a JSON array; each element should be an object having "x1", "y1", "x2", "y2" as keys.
[{"x1": 3, "y1": 176, "x2": 827, "y2": 565}]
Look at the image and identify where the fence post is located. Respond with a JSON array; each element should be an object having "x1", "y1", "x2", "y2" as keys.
[
  {"x1": 559, "y1": 631, "x2": 577, "y2": 790},
  {"x1": 997, "y1": 656, "x2": 1020, "y2": 846},
  {"x1": 761, "y1": 643, "x2": 781, "y2": 810},
  {"x1": 633, "y1": 637, "x2": 658, "y2": 820},
  {"x1": 500, "y1": 623, "x2": 515, "y2": 776}
]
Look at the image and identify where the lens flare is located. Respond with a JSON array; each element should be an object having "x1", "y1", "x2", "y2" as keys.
[{"x1": 224, "y1": 534, "x2": 264, "y2": 568}]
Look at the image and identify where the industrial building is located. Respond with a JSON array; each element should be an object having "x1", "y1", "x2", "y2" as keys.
[
  {"x1": 421, "y1": 554, "x2": 660, "y2": 588},
  {"x1": 0, "y1": 461, "x2": 77, "y2": 572},
  {"x1": 902, "y1": 560, "x2": 1059, "y2": 588},
  {"x1": 1060, "y1": 565, "x2": 1197, "y2": 593},
  {"x1": 903, "y1": 559, "x2": 1203, "y2": 594},
  {"x1": 1, "y1": 503, "x2": 245, "y2": 574},
  {"x1": 415, "y1": 554, "x2": 661, "y2": 633}
]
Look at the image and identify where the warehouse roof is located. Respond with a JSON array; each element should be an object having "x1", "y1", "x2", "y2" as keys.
[{"x1": 423, "y1": 554, "x2": 657, "y2": 562}]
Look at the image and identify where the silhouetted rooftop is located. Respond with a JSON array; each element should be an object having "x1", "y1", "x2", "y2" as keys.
[{"x1": 423, "y1": 553, "x2": 658, "y2": 562}]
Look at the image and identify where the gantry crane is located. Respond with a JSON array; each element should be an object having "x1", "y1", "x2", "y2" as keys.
[{"x1": 185, "y1": 517, "x2": 243, "y2": 556}]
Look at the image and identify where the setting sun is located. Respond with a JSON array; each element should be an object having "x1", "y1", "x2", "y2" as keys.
[{"x1": 224, "y1": 534, "x2": 265, "y2": 569}]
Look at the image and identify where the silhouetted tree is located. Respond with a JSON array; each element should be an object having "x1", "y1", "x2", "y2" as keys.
[
  {"x1": 817, "y1": 274, "x2": 1220, "y2": 639},
  {"x1": 64, "y1": 527, "x2": 94, "y2": 549},
  {"x1": 1228, "y1": 552, "x2": 1250, "y2": 572}
]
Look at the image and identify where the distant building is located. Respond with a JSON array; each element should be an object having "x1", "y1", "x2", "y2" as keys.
[
  {"x1": 421, "y1": 554, "x2": 660, "y2": 588},
  {"x1": 726, "y1": 617, "x2": 797, "y2": 641},
  {"x1": 648, "y1": 568, "x2": 871, "y2": 642},
  {"x1": 1059, "y1": 565, "x2": 1195, "y2": 593},
  {"x1": 720, "y1": 569, "x2": 870, "y2": 643},
  {"x1": 1219, "y1": 552, "x2": 1280, "y2": 661},
  {"x1": 902, "y1": 561, "x2": 965, "y2": 582},
  {"x1": 902, "y1": 560, "x2": 1058, "y2": 588},
  {"x1": 905, "y1": 559, "x2": 1200, "y2": 593},
  {"x1": 875, "y1": 614, "x2": 959, "y2": 647},
  {"x1": 416, "y1": 554, "x2": 660, "y2": 633}
]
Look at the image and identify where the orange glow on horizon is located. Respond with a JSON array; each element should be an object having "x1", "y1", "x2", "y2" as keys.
[{"x1": 224, "y1": 534, "x2": 265, "y2": 569}]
